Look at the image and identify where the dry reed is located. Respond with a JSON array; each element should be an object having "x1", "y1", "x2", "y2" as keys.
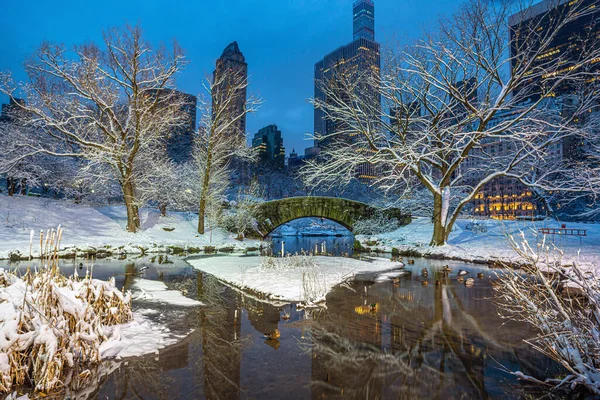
[{"x1": 0, "y1": 226, "x2": 133, "y2": 394}]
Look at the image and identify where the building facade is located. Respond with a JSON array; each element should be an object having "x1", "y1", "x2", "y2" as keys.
[
  {"x1": 510, "y1": 0, "x2": 600, "y2": 102},
  {"x1": 213, "y1": 41, "x2": 248, "y2": 138},
  {"x1": 471, "y1": 0, "x2": 599, "y2": 219},
  {"x1": 314, "y1": 0, "x2": 381, "y2": 181},
  {"x1": 147, "y1": 89, "x2": 197, "y2": 163},
  {"x1": 252, "y1": 124, "x2": 285, "y2": 169}
]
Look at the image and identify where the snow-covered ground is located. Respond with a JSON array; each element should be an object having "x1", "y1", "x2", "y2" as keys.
[
  {"x1": 132, "y1": 279, "x2": 203, "y2": 307},
  {"x1": 0, "y1": 194, "x2": 261, "y2": 260},
  {"x1": 187, "y1": 255, "x2": 403, "y2": 304},
  {"x1": 357, "y1": 217, "x2": 600, "y2": 270}
]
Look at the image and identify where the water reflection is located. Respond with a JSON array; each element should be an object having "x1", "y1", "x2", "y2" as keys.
[
  {"x1": 0, "y1": 256, "x2": 563, "y2": 399},
  {"x1": 267, "y1": 235, "x2": 355, "y2": 257}
]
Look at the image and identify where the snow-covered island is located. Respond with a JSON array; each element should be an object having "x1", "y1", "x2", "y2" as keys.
[{"x1": 188, "y1": 255, "x2": 404, "y2": 305}]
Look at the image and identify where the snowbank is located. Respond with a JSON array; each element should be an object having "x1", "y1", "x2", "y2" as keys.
[
  {"x1": 0, "y1": 194, "x2": 261, "y2": 260},
  {"x1": 357, "y1": 217, "x2": 600, "y2": 271},
  {"x1": 132, "y1": 279, "x2": 203, "y2": 307},
  {"x1": 187, "y1": 255, "x2": 403, "y2": 304},
  {"x1": 99, "y1": 311, "x2": 187, "y2": 359},
  {"x1": 0, "y1": 265, "x2": 194, "y2": 394}
]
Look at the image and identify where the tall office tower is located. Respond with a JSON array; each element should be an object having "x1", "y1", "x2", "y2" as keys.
[
  {"x1": 314, "y1": 0, "x2": 381, "y2": 181},
  {"x1": 165, "y1": 90, "x2": 197, "y2": 163},
  {"x1": 353, "y1": 0, "x2": 375, "y2": 40},
  {"x1": 213, "y1": 41, "x2": 248, "y2": 138},
  {"x1": 510, "y1": 0, "x2": 600, "y2": 101},
  {"x1": 252, "y1": 124, "x2": 286, "y2": 169},
  {"x1": 468, "y1": 0, "x2": 600, "y2": 219},
  {"x1": 146, "y1": 89, "x2": 197, "y2": 163}
]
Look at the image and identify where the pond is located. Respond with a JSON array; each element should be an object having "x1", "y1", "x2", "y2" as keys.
[
  {"x1": 266, "y1": 235, "x2": 355, "y2": 257},
  {"x1": 0, "y1": 256, "x2": 562, "y2": 399}
]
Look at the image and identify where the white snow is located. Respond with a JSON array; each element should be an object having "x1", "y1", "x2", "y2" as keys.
[
  {"x1": 99, "y1": 312, "x2": 187, "y2": 359},
  {"x1": 132, "y1": 279, "x2": 203, "y2": 307},
  {"x1": 374, "y1": 270, "x2": 410, "y2": 283},
  {"x1": 357, "y1": 217, "x2": 600, "y2": 271},
  {"x1": 0, "y1": 194, "x2": 261, "y2": 260},
  {"x1": 0, "y1": 266, "x2": 194, "y2": 393},
  {"x1": 187, "y1": 255, "x2": 404, "y2": 304}
]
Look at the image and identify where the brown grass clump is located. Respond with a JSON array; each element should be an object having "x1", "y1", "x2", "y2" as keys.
[{"x1": 0, "y1": 226, "x2": 133, "y2": 395}]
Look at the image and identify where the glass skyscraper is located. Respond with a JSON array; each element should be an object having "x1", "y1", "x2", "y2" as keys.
[
  {"x1": 353, "y1": 0, "x2": 375, "y2": 41},
  {"x1": 313, "y1": 0, "x2": 381, "y2": 180}
]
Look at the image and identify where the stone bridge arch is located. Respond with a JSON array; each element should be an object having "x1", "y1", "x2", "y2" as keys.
[{"x1": 252, "y1": 196, "x2": 410, "y2": 238}]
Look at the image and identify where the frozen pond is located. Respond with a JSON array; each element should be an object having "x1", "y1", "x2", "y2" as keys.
[{"x1": 0, "y1": 256, "x2": 561, "y2": 399}]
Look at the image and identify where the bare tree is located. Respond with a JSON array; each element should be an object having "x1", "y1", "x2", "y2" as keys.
[
  {"x1": 0, "y1": 24, "x2": 189, "y2": 231},
  {"x1": 494, "y1": 232, "x2": 600, "y2": 394},
  {"x1": 222, "y1": 178, "x2": 264, "y2": 239},
  {"x1": 303, "y1": 0, "x2": 600, "y2": 245},
  {"x1": 195, "y1": 70, "x2": 261, "y2": 234}
]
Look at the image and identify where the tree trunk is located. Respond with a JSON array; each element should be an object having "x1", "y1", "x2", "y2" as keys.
[
  {"x1": 19, "y1": 179, "x2": 27, "y2": 195},
  {"x1": 158, "y1": 203, "x2": 167, "y2": 217},
  {"x1": 430, "y1": 193, "x2": 448, "y2": 246},
  {"x1": 197, "y1": 148, "x2": 213, "y2": 234},
  {"x1": 122, "y1": 179, "x2": 140, "y2": 232},
  {"x1": 7, "y1": 178, "x2": 15, "y2": 197},
  {"x1": 198, "y1": 196, "x2": 206, "y2": 234}
]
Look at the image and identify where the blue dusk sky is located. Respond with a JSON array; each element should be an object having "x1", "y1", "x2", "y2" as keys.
[{"x1": 0, "y1": 0, "x2": 459, "y2": 155}]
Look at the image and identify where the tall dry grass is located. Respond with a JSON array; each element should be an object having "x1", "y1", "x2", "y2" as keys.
[{"x1": 0, "y1": 226, "x2": 133, "y2": 394}]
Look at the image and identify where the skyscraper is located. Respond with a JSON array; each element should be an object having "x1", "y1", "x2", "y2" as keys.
[
  {"x1": 509, "y1": 0, "x2": 600, "y2": 101},
  {"x1": 252, "y1": 124, "x2": 286, "y2": 169},
  {"x1": 213, "y1": 41, "x2": 248, "y2": 138},
  {"x1": 314, "y1": 0, "x2": 381, "y2": 180},
  {"x1": 353, "y1": 0, "x2": 375, "y2": 41}
]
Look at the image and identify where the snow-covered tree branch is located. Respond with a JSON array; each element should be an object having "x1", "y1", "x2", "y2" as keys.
[
  {"x1": 195, "y1": 69, "x2": 261, "y2": 234},
  {"x1": 0, "y1": 24, "x2": 190, "y2": 231},
  {"x1": 302, "y1": 0, "x2": 600, "y2": 245}
]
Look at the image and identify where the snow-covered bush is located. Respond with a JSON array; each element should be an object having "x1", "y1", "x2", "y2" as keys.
[
  {"x1": 465, "y1": 220, "x2": 488, "y2": 233},
  {"x1": 0, "y1": 228, "x2": 133, "y2": 394},
  {"x1": 494, "y1": 233, "x2": 600, "y2": 395},
  {"x1": 221, "y1": 180, "x2": 263, "y2": 239},
  {"x1": 260, "y1": 255, "x2": 326, "y2": 304},
  {"x1": 353, "y1": 212, "x2": 403, "y2": 235}
]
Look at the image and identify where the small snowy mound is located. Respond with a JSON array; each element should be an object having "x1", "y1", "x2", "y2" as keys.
[
  {"x1": 99, "y1": 312, "x2": 186, "y2": 358},
  {"x1": 374, "y1": 270, "x2": 409, "y2": 283},
  {"x1": 188, "y1": 255, "x2": 401, "y2": 305},
  {"x1": 132, "y1": 279, "x2": 203, "y2": 307}
]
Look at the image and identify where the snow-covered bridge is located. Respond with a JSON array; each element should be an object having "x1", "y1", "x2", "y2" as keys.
[{"x1": 253, "y1": 196, "x2": 410, "y2": 238}]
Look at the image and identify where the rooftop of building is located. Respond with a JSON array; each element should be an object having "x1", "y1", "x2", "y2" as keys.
[{"x1": 508, "y1": 0, "x2": 572, "y2": 26}]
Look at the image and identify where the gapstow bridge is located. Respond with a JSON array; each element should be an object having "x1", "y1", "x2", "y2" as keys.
[{"x1": 252, "y1": 196, "x2": 411, "y2": 238}]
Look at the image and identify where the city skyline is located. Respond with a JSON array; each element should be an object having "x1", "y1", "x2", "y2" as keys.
[{"x1": 0, "y1": 0, "x2": 460, "y2": 157}]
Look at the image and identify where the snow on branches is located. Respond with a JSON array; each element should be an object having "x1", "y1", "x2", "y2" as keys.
[
  {"x1": 0, "y1": 24, "x2": 189, "y2": 231},
  {"x1": 303, "y1": 0, "x2": 600, "y2": 245}
]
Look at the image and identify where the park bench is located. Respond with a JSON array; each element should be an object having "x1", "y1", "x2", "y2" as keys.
[{"x1": 538, "y1": 227, "x2": 587, "y2": 245}]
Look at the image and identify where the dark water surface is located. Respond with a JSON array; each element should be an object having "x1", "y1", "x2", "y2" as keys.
[{"x1": 0, "y1": 256, "x2": 562, "y2": 399}]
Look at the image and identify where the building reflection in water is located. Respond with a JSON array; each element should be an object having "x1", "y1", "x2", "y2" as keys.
[
  {"x1": 308, "y1": 262, "x2": 558, "y2": 399},
  {"x1": 90, "y1": 258, "x2": 559, "y2": 400}
]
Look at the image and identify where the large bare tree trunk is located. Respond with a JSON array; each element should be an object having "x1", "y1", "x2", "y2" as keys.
[
  {"x1": 430, "y1": 194, "x2": 448, "y2": 246},
  {"x1": 122, "y1": 179, "x2": 140, "y2": 232}
]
